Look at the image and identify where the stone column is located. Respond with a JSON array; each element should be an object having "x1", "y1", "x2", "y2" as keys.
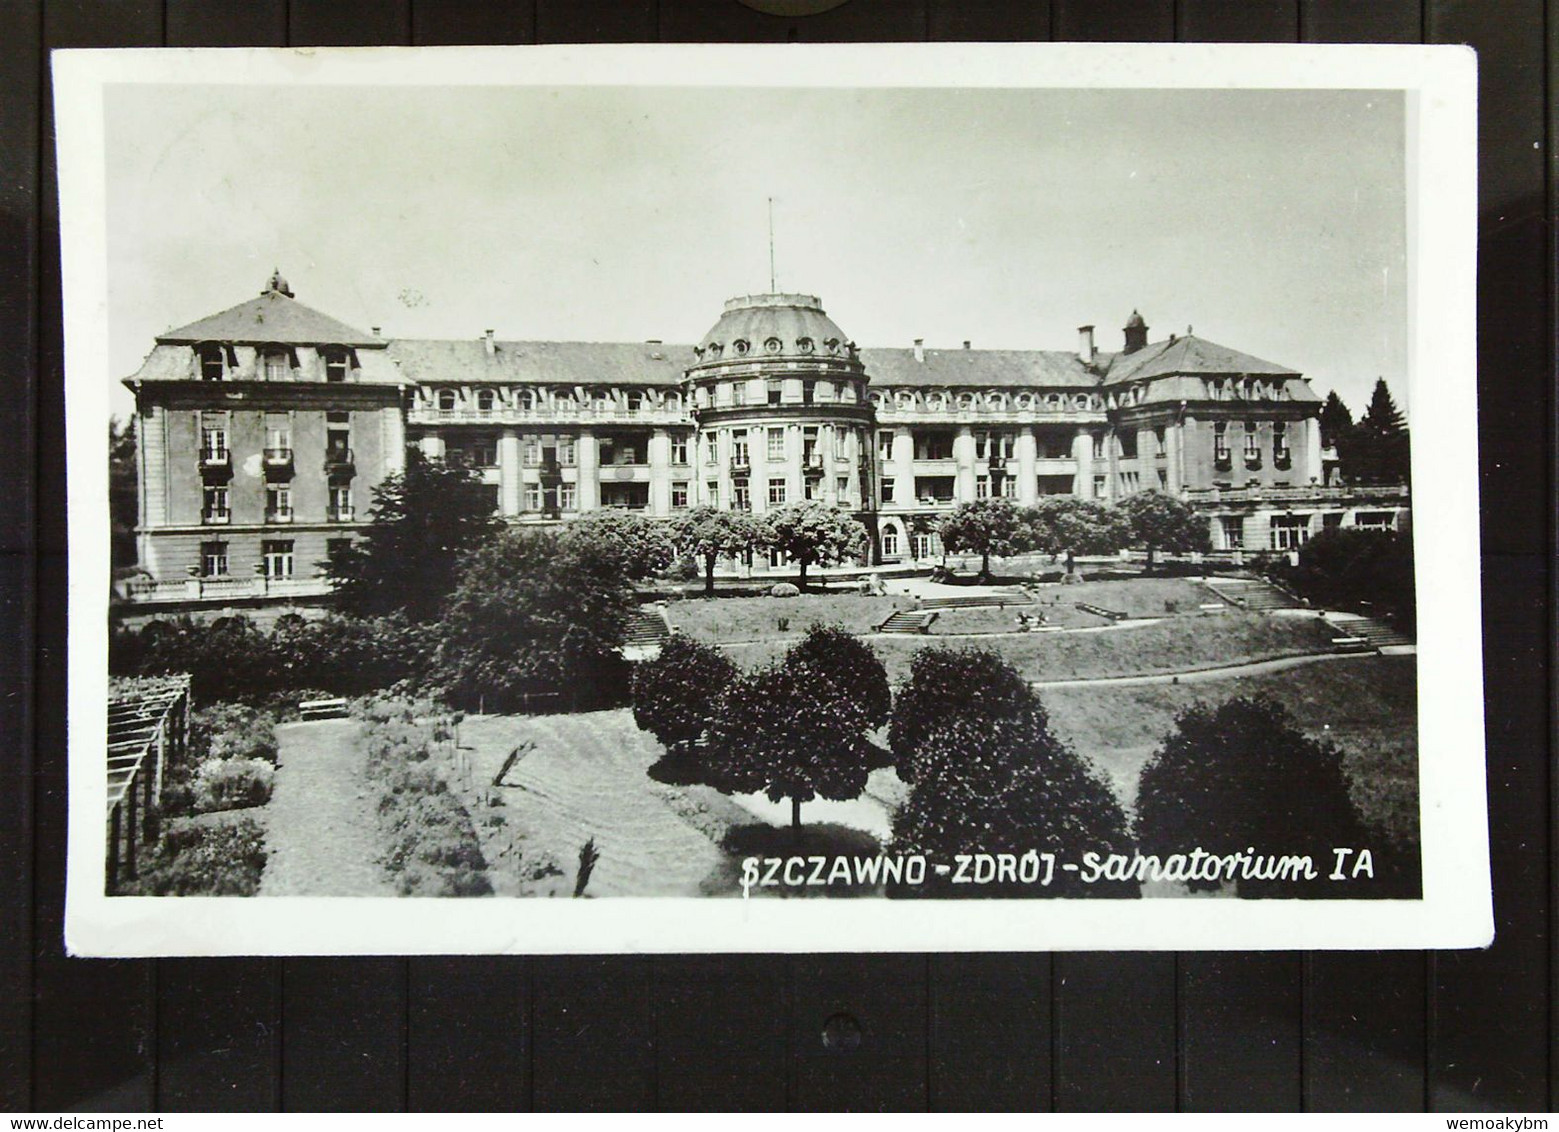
[
  {"x1": 498, "y1": 429, "x2": 521, "y2": 516},
  {"x1": 648, "y1": 428, "x2": 671, "y2": 516},
  {"x1": 821, "y1": 425, "x2": 838, "y2": 505},
  {"x1": 892, "y1": 428, "x2": 915, "y2": 506},
  {"x1": 577, "y1": 430, "x2": 599, "y2": 511},
  {"x1": 1073, "y1": 428, "x2": 1093, "y2": 498},
  {"x1": 1303, "y1": 415, "x2": 1323, "y2": 484},
  {"x1": 1166, "y1": 421, "x2": 1183, "y2": 494},
  {"x1": 954, "y1": 425, "x2": 977, "y2": 502},
  {"x1": 751, "y1": 425, "x2": 770, "y2": 514},
  {"x1": 1015, "y1": 426, "x2": 1038, "y2": 505},
  {"x1": 786, "y1": 424, "x2": 804, "y2": 504}
]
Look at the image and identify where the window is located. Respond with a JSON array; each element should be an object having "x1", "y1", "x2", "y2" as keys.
[
  {"x1": 1092, "y1": 474, "x2": 1107, "y2": 499},
  {"x1": 200, "y1": 541, "x2": 228, "y2": 576},
  {"x1": 880, "y1": 476, "x2": 895, "y2": 504},
  {"x1": 324, "y1": 350, "x2": 349, "y2": 383},
  {"x1": 1001, "y1": 475, "x2": 1017, "y2": 499},
  {"x1": 912, "y1": 531, "x2": 940, "y2": 560},
  {"x1": 802, "y1": 428, "x2": 819, "y2": 467},
  {"x1": 518, "y1": 389, "x2": 537, "y2": 412},
  {"x1": 671, "y1": 482, "x2": 689, "y2": 509},
  {"x1": 262, "y1": 540, "x2": 294, "y2": 578},
  {"x1": 768, "y1": 478, "x2": 787, "y2": 506},
  {"x1": 1119, "y1": 471, "x2": 1140, "y2": 494},
  {"x1": 767, "y1": 427, "x2": 785, "y2": 461},
  {"x1": 201, "y1": 485, "x2": 229, "y2": 523},
  {"x1": 1092, "y1": 434, "x2": 1106, "y2": 461},
  {"x1": 524, "y1": 483, "x2": 542, "y2": 511},
  {"x1": 732, "y1": 479, "x2": 751, "y2": 511},
  {"x1": 767, "y1": 380, "x2": 783, "y2": 406},
  {"x1": 559, "y1": 482, "x2": 577, "y2": 511},
  {"x1": 593, "y1": 391, "x2": 612, "y2": 414},
  {"x1": 523, "y1": 437, "x2": 541, "y2": 466},
  {"x1": 878, "y1": 431, "x2": 894, "y2": 461},
  {"x1": 914, "y1": 433, "x2": 955, "y2": 461},
  {"x1": 731, "y1": 430, "x2": 750, "y2": 467},
  {"x1": 1214, "y1": 421, "x2": 1231, "y2": 465},
  {"x1": 1354, "y1": 511, "x2": 1395, "y2": 531},
  {"x1": 437, "y1": 389, "x2": 457, "y2": 414},
  {"x1": 706, "y1": 481, "x2": 719, "y2": 506},
  {"x1": 200, "y1": 412, "x2": 229, "y2": 463},
  {"x1": 976, "y1": 476, "x2": 991, "y2": 499},
  {"x1": 1220, "y1": 516, "x2": 1244, "y2": 549},
  {"x1": 557, "y1": 436, "x2": 576, "y2": 466},
  {"x1": 198, "y1": 345, "x2": 225, "y2": 381},
  {"x1": 264, "y1": 413, "x2": 291, "y2": 462},
  {"x1": 1154, "y1": 427, "x2": 1167, "y2": 456},
  {"x1": 804, "y1": 476, "x2": 820, "y2": 501},
  {"x1": 1244, "y1": 421, "x2": 1261, "y2": 463},
  {"x1": 471, "y1": 438, "x2": 498, "y2": 468},
  {"x1": 836, "y1": 476, "x2": 849, "y2": 503},
  {"x1": 476, "y1": 389, "x2": 496, "y2": 416},
  {"x1": 802, "y1": 380, "x2": 816, "y2": 405},
  {"x1": 1118, "y1": 431, "x2": 1138, "y2": 459},
  {"x1": 671, "y1": 437, "x2": 689, "y2": 466},
  {"x1": 1157, "y1": 470, "x2": 1168, "y2": 491},
  {"x1": 261, "y1": 349, "x2": 291, "y2": 381},
  {"x1": 1269, "y1": 515, "x2": 1311, "y2": 550},
  {"x1": 266, "y1": 484, "x2": 292, "y2": 522},
  {"x1": 881, "y1": 527, "x2": 900, "y2": 557},
  {"x1": 704, "y1": 435, "x2": 719, "y2": 465},
  {"x1": 1273, "y1": 421, "x2": 1290, "y2": 464},
  {"x1": 329, "y1": 484, "x2": 353, "y2": 522},
  {"x1": 731, "y1": 382, "x2": 746, "y2": 406}
]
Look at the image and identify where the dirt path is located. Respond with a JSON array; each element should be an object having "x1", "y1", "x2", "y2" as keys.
[
  {"x1": 1031, "y1": 650, "x2": 1354, "y2": 689},
  {"x1": 260, "y1": 718, "x2": 394, "y2": 897}
]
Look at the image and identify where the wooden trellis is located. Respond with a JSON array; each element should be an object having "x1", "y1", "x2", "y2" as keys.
[{"x1": 105, "y1": 675, "x2": 191, "y2": 893}]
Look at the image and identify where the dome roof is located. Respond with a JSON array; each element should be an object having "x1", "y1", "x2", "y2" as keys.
[
  {"x1": 1124, "y1": 309, "x2": 1147, "y2": 329},
  {"x1": 695, "y1": 293, "x2": 854, "y2": 362}
]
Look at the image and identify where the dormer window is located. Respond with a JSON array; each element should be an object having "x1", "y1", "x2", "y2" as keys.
[
  {"x1": 476, "y1": 389, "x2": 497, "y2": 416},
  {"x1": 261, "y1": 348, "x2": 291, "y2": 382},
  {"x1": 517, "y1": 389, "x2": 536, "y2": 412},
  {"x1": 197, "y1": 344, "x2": 226, "y2": 382},
  {"x1": 323, "y1": 349, "x2": 350, "y2": 383},
  {"x1": 436, "y1": 389, "x2": 457, "y2": 414}
]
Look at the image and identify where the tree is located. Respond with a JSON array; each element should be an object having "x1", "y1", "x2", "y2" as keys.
[
  {"x1": 1318, "y1": 390, "x2": 1353, "y2": 449},
  {"x1": 937, "y1": 498, "x2": 1030, "y2": 578},
  {"x1": 432, "y1": 526, "x2": 637, "y2": 712},
  {"x1": 1275, "y1": 526, "x2": 1415, "y2": 629},
  {"x1": 1339, "y1": 378, "x2": 1410, "y2": 486},
  {"x1": 1025, "y1": 496, "x2": 1128, "y2": 573},
  {"x1": 109, "y1": 417, "x2": 138, "y2": 571},
  {"x1": 890, "y1": 655, "x2": 1135, "y2": 898},
  {"x1": 1135, "y1": 696, "x2": 1364, "y2": 897},
  {"x1": 561, "y1": 508, "x2": 675, "y2": 581},
  {"x1": 1116, "y1": 489, "x2": 1211, "y2": 572},
  {"x1": 888, "y1": 645, "x2": 1039, "y2": 781},
  {"x1": 671, "y1": 506, "x2": 762, "y2": 596},
  {"x1": 760, "y1": 502, "x2": 868, "y2": 590},
  {"x1": 785, "y1": 623, "x2": 891, "y2": 729},
  {"x1": 326, "y1": 449, "x2": 501, "y2": 621},
  {"x1": 705, "y1": 625, "x2": 882, "y2": 830},
  {"x1": 631, "y1": 633, "x2": 738, "y2": 755}
]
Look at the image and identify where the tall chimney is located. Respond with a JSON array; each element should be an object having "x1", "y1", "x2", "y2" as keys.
[
  {"x1": 1077, "y1": 325, "x2": 1096, "y2": 363},
  {"x1": 913, "y1": 337, "x2": 925, "y2": 363},
  {"x1": 484, "y1": 329, "x2": 496, "y2": 356},
  {"x1": 962, "y1": 340, "x2": 971, "y2": 350},
  {"x1": 370, "y1": 326, "x2": 381, "y2": 337}
]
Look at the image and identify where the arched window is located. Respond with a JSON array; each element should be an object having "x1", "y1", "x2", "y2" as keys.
[
  {"x1": 436, "y1": 389, "x2": 457, "y2": 413},
  {"x1": 476, "y1": 389, "x2": 496, "y2": 415},
  {"x1": 517, "y1": 388, "x2": 536, "y2": 412},
  {"x1": 197, "y1": 344, "x2": 225, "y2": 381},
  {"x1": 881, "y1": 525, "x2": 901, "y2": 557}
]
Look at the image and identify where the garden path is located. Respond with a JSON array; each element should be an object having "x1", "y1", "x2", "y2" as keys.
[
  {"x1": 260, "y1": 718, "x2": 395, "y2": 897},
  {"x1": 1031, "y1": 650, "x2": 1355, "y2": 690}
]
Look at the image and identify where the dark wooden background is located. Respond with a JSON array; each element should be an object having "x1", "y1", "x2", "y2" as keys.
[{"x1": 1, "y1": 0, "x2": 1551, "y2": 1112}]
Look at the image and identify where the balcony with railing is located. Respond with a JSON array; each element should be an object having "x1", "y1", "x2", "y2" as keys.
[
  {"x1": 328, "y1": 506, "x2": 355, "y2": 523},
  {"x1": 729, "y1": 455, "x2": 751, "y2": 475},
  {"x1": 265, "y1": 507, "x2": 295, "y2": 524},
  {"x1": 201, "y1": 508, "x2": 231, "y2": 526},
  {"x1": 1183, "y1": 483, "x2": 1409, "y2": 506},
  {"x1": 124, "y1": 574, "x2": 333, "y2": 604},
  {"x1": 199, "y1": 447, "x2": 230, "y2": 470},
  {"x1": 324, "y1": 447, "x2": 355, "y2": 474}
]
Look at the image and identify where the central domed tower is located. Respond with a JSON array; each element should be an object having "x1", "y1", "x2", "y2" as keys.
[{"x1": 685, "y1": 293, "x2": 875, "y2": 521}]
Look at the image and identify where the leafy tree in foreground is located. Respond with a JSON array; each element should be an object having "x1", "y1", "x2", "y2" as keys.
[
  {"x1": 760, "y1": 502, "x2": 867, "y2": 590},
  {"x1": 433, "y1": 526, "x2": 636, "y2": 712},
  {"x1": 786, "y1": 623, "x2": 892, "y2": 729},
  {"x1": 327, "y1": 448, "x2": 500, "y2": 621},
  {"x1": 938, "y1": 498, "x2": 1030, "y2": 579},
  {"x1": 631, "y1": 633, "x2": 738, "y2": 756},
  {"x1": 671, "y1": 506, "x2": 762, "y2": 596},
  {"x1": 705, "y1": 627, "x2": 880, "y2": 830},
  {"x1": 890, "y1": 657, "x2": 1134, "y2": 898},
  {"x1": 888, "y1": 646, "x2": 1039, "y2": 782},
  {"x1": 562, "y1": 508, "x2": 675, "y2": 582},
  {"x1": 1117, "y1": 489, "x2": 1211, "y2": 572},
  {"x1": 1135, "y1": 696, "x2": 1366, "y2": 897}
]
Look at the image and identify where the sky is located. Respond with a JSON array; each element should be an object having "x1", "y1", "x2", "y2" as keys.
[{"x1": 104, "y1": 82, "x2": 1407, "y2": 421}]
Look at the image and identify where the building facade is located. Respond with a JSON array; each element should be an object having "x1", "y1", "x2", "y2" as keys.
[{"x1": 119, "y1": 274, "x2": 1408, "y2": 617}]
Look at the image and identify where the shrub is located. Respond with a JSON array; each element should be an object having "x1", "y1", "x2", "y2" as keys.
[
  {"x1": 1271, "y1": 527, "x2": 1415, "y2": 629},
  {"x1": 119, "y1": 818, "x2": 268, "y2": 896},
  {"x1": 632, "y1": 634, "x2": 737, "y2": 755},
  {"x1": 770, "y1": 582, "x2": 800, "y2": 598},
  {"x1": 785, "y1": 624, "x2": 891, "y2": 729},
  {"x1": 191, "y1": 757, "x2": 274, "y2": 813},
  {"x1": 1135, "y1": 696, "x2": 1367, "y2": 897},
  {"x1": 888, "y1": 646, "x2": 1041, "y2": 781},
  {"x1": 890, "y1": 675, "x2": 1135, "y2": 898}
]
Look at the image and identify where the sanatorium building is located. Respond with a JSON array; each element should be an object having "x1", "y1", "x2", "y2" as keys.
[{"x1": 119, "y1": 272, "x2": 1409, "y2": 619}]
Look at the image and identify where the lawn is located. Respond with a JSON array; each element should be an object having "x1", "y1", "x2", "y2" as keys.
[
  {"x1": 722, "y1": 611, "x2": 1337, "y2": 683},
  {"x1": 664, "y1": 591, "x2": 916, "y2": 642},
  {"x1": 1041, "y1": 654, "x2": 1419, "y2": 848}
]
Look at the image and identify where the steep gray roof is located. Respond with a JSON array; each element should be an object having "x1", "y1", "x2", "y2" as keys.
[
  {"x1": 1100, "y1": 335, "x2": 1299, "y2": 385},
  {"x1": 387, "y1": 339, "x2": 696, "y2": 386},
  {"x1": 859, "y1": 347, "x2": 1098, "y2": 389},
  {"x1": 160, "y1": 290, "x2": 383, "y2": 348}
]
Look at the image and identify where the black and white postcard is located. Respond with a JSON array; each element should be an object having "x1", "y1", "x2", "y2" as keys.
[{"x1": 56, "y1": 42, "x2": 1489, "y2": 954}]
